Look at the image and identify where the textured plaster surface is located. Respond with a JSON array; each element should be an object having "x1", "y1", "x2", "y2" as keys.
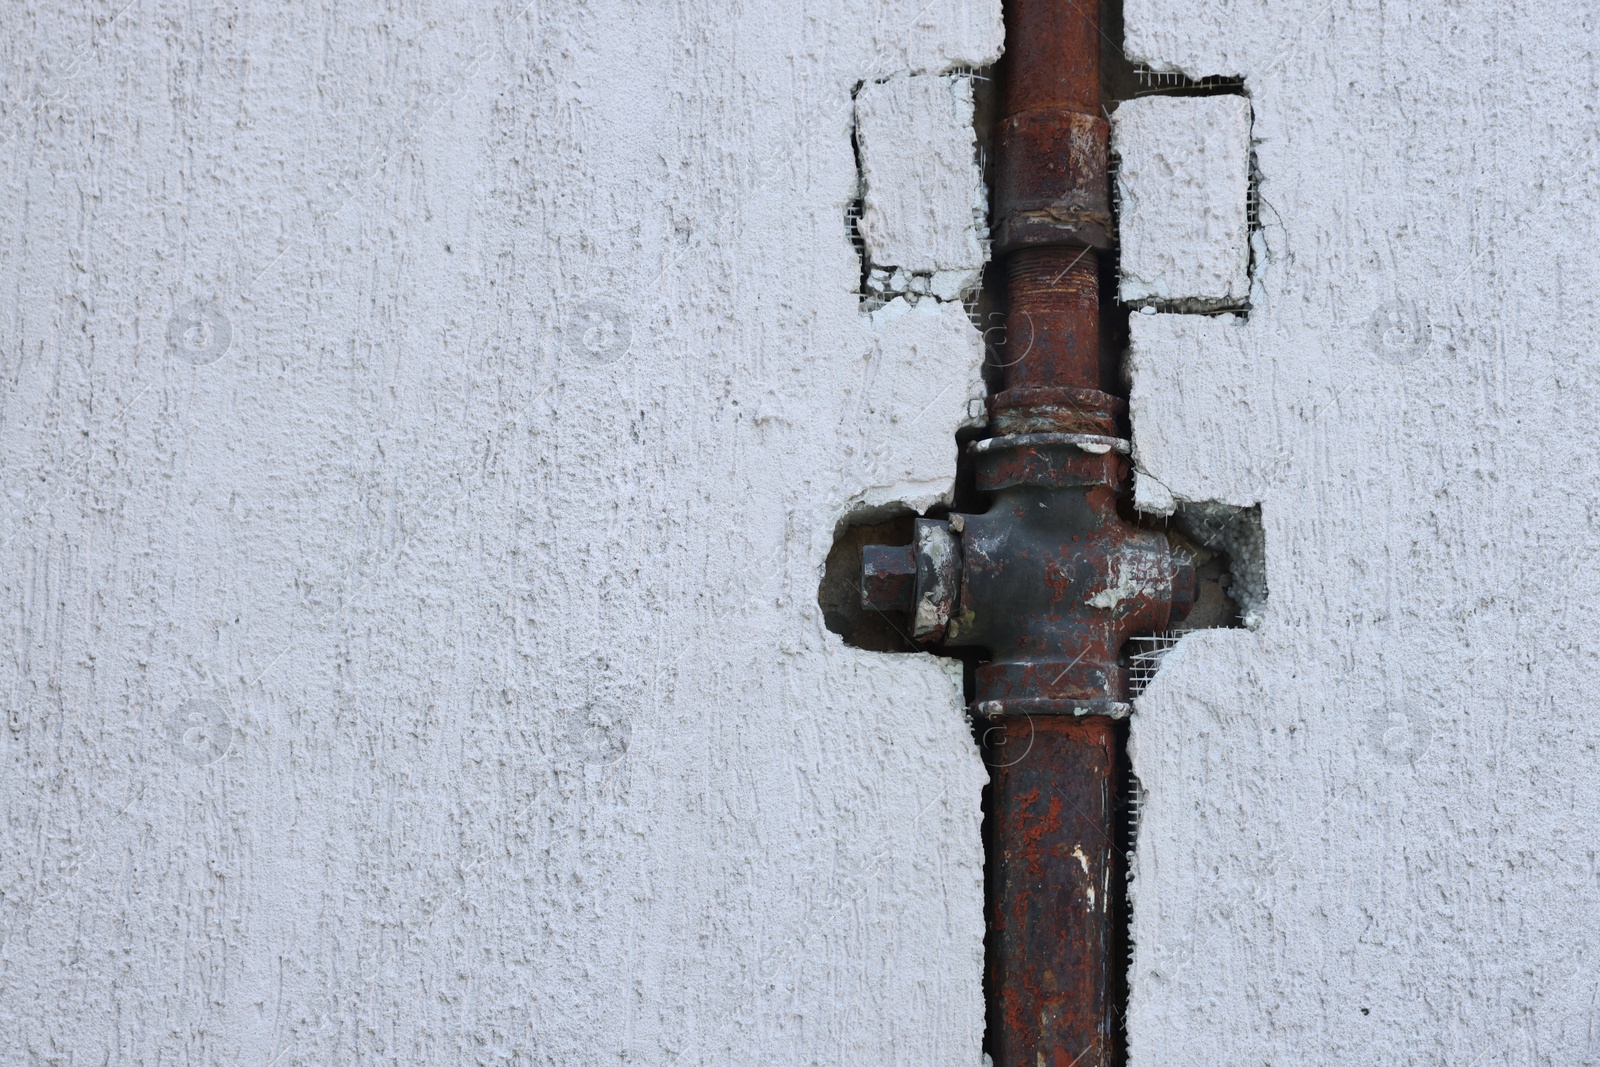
[
  {"x1": 0, "y1": 2, "x2": 1001, "y2": 1063},
  {"x1": 1129, "y1": 313, "x2": 1261, "y2": 511},
  {"x1": 1124, "y1": 2, "x2": 1600, "y2": 1064},
  {"x1": 856, "y1": 72, "x2": 987, "y2": 286},
  {"x1": 1112, "y1": 95, "x2": 1252, "y2": 309}
]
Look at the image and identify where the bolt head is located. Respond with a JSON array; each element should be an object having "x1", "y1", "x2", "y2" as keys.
[{"x1": 861, "y1": 544, "x2": 916, "y2": 612}]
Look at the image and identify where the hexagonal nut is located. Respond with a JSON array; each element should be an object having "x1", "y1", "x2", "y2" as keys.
[{"x1": 861, "y1": 544, "x2": 916, "y2": 613}]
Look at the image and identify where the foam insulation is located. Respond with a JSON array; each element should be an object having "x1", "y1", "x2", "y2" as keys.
[
  {"x1": 855, "y1": 72, "x2": 988, "y2": 296},
  {"x1": 1123, "y1": 2, "x2": 1600, "y2": 1063},
  {"x1": 1113, "y1": 95, "x2": 1252, "y2": 309},
  {"x1": 0, "y1": 2, "x2": 1002, "y2": 1061}
]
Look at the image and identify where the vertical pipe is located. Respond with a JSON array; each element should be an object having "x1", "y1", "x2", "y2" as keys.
[
  {"x1": 990, "y1": 3, "x2": 1119, "y2": 1065},
  {"x1": 992, "y1": 0, "x2": 1111, "y2": 396},
  {"x1": 1001, "y1": 0, "x2": 1102, "y2": 117},
  {"x1": 859, "y1": 5, "x2": 1188, "y2": 1063},
  {"x1": 989, "y1": 718, "x2": 1118, "y2": 1067},
  {"x1": 1004, "y1": 249, "x2": 1102, "y2": 393}
]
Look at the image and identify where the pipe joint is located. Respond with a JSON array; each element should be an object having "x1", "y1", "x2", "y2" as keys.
[
  {"x1": 860, "y1": 438, "x2": 1196, "y2": 712},
  {"x1": 993, "y1": 108, "x2": 1112, "y2": 254}
]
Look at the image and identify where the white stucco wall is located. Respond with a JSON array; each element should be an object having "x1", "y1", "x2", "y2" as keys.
[
  {"x1": 8, "y1": 1, "x2": 1597, "y2": 1064},
  {"x1": 0, "y1": 3, "x2": 1002, "y2": 1062},
  {"x1": 856, "y1": 72, "x2": 987, "y2": 287},
  {"x1": 1123, "y1": 2, "x2": 1600, "y2": 1064},
  {"x1": 1112, "y1": 95, "x2": 1252, "y2": 311}
]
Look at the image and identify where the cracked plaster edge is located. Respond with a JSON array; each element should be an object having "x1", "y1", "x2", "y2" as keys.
[
  {"x1": 829, "y1": 478, "x2": 958, "y2": 539},
  {"x1": 1117, "y1": 26, "x2": 1247, "y2": 86},
  {"x1": 1123, "y1": 293, "x2": 1251, "y2": 316}
]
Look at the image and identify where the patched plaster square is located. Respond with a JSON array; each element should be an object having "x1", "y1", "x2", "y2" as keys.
[
  {"x1": 1112, "y1": 95, "x2": 1252, "y2": 309},
  {"x1": 855, "y1": 72, "x2": 987, "y2": 287}
]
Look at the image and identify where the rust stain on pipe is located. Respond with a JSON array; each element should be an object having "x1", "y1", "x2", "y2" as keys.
[
  {"x1": 989, "y1": 717, "x2": 1118, "y2": 1067},
  {"x1": 1003, "y1": 249, "x2": 1103, "y2": 394},
  {"x1": 994, "y1": 0, "x2": 1111, "y2": 258}
]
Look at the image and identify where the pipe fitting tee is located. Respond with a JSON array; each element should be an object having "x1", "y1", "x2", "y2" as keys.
[{"x1": 861, "y1": 435, "x2": 1195, "y2": 716}]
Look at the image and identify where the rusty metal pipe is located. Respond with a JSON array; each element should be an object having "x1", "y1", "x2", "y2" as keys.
[
  {"x1": 993, "y1": 0, "x2": 1112, "y2": 260},
  {"x1": 1000, "y1": 0, "x2": 1101, "y2": 116},
  {"x1": 988, "y1": 717, "x2": 1118, "y2": 1067},
  {"x1": 857, "y1": 3, "x2": 1197, "y2": 1065},
  {"x1": 1003, "y1": 248, "x2": 1102, "y2": 393}
]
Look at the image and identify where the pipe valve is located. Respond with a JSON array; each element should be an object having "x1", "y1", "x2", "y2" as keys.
[{"x1": 860, "y1": 434, "x2": 1195, "y2": 714}]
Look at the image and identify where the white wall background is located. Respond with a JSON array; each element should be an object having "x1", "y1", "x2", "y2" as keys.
[
  {"x1": 1123, "y1": 2, "x2": 1600, "y2": 1064},
  {"x1": 0, "y1": 3, "x2": 1001, "y2": 1062},
  {"x1": 7, "y1": 1, "x2": 1599, "y2": 1065}
]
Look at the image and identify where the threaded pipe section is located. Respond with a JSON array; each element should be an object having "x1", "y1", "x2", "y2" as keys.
[{"x1": 1001, "y1": 248, "x2": 1101, "y2": 393}]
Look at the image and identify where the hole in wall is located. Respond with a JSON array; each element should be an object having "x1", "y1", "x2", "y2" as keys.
[
  {"x1": 1128, "y1": 66, "x2": 1245, "y2": 97},
  {"x1": 1117, "y1": 505, "x2": 1259, "y2": 698},
  {"x1": 818, "y1": 419, "x2": 988, "y2": 655},
  {"x1": 845, "y1": 80, "x2": 872, "y2": 301},
  {"x1": 819, "y1": 510, "x2": 921, "y2": 653},
  {"x1": 1113, "y1": 506, "x2": 1262, "y2": 1057},
  {"x1": 965, "y1": 62, "x2": 1000, "y2": 336},
  {"x1": 1102, "y1": 10, "x2": 1271, "y2": 1059},
  {"x1": 1173, "y1": 501, "x2": 1267, "y2": 630}
]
